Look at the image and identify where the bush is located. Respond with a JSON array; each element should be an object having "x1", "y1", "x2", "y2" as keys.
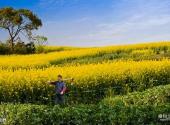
[
  {"x1": 0, "y1": 41, "x2": 35, "y2": 55},
  {"x1": 0, "y1": 103, "x2": 170, "y2": 125},
  {"x1": 0, "y1": 42, "x2": 11, "y2": 54},
  {"x1": 35, "y1": 45, "x2": 45, "y2": 53},
  {"x1": 102, "y1": 84, "x2": 170, "y2": 106},
  {"x1": 26, "y1": 42, "x2": 36, "y2": 54},
  {"x1": 14, "y1": 42, "x2": 27, "y2": 54},
  {"x1": 14, "y1": 41, "x2": 36, "y2": 54}
]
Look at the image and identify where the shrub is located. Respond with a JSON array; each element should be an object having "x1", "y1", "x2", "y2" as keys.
[
  {"x1": 0, "y1": 42, "x2": 11, "y2": 54},
  {"x1": 102, "y1": 84, "x2": 170, "y2": 106},
  {"x1": 14, "y1": 42, "x2": 27, "y2": 54},
  {"x1": 0, "y1": 41, "x2": 36, "y2": 54},
  {"x1": 0, "y1": 103, "x2": 170, "y2": 125}
]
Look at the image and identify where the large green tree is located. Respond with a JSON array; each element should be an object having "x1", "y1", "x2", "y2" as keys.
[{"x1": 0, "y1": 7, "x2": 42, "y2": 51}]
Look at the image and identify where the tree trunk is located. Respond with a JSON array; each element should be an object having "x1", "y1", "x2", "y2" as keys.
[
  {"x1": 7, "y1": 28, "x2": 15, "y2": 53},
  {"x1": 10, "y1": 37, "x2": 14, "y2": 53}
]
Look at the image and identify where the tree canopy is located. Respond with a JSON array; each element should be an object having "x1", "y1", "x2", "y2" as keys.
[{"x1": 0, "y1": 7, "x2": 42, "y2": 51}]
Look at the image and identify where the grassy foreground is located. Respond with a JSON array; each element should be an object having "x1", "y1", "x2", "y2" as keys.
[{"x1": 0, "y1": 79, "x2": 170, "y2": 124}]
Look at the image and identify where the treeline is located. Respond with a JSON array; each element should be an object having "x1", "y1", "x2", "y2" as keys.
[
  {"x1": 0, "y1": 36, "x2": 48, "y2": 54},
  {"x1": 0, "y1": 41, "x2": 35, "y2": 54}
]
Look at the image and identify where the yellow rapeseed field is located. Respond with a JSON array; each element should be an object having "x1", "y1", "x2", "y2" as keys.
[
  {"x1": 0, "y1": 59, "x2": 169, "y2": 90},
  {"x1": 0, "y1": 42, "x2": 169, "y2": 69},
  {"x1": 0, "y1": 42, "x2": 170, "y2": 103}
]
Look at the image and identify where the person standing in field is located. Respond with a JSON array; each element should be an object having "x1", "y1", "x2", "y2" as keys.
[{"x1": 48, "y1": 75, "x2": 73, "y2": 105}]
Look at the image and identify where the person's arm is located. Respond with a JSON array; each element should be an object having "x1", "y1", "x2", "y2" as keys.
[
  {"x1": 60, "y1": 83, "x2": 66, "y2": 95},
  {"x1": 63, "y1": 78, "x2": 74, "y2": 82},
  {"x1": 48, "y1": 80, "x2": 57, "y2": 85}
]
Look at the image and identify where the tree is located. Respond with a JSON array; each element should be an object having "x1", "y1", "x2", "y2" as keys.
[
  {"x1": 34, "y1": 35, "x2": 48, "y2": 53},
  {"x1": 34, "y1": 35, "x2": 48, "y2": 46},
  {"x1": 0, "y1": 41, "x2": 10, "y2": 54},
  {"x1": 0, "y1": 7, "x2": 42, "y2": 52},
  {"x1": 26, "y1": 42, "x2": 35, "y2": 54},
  {"x1": 14, "y1": 40, "x2": 27, "y2": 54}
]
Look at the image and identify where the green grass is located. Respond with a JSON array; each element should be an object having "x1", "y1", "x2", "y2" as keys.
[
  {"x1": 0, "y1": 102, "x2": 169, "y2": 124},
  {"x1": 102, "y1": 84, "x2": 170, "y2": 106},
  {"x1": 40, "y1": 46, "x2": 81, "y2": 53}
]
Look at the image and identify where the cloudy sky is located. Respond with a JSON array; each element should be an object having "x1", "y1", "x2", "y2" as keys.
[{"x1": 0, "y1": 0, "x2": 170, "y2": 46}]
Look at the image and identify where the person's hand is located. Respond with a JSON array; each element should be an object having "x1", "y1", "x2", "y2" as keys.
[
  {"x1": 70, "y1": 78, "x2": 74, "y2": 82},
  {"x1": 47, "y1": 81, "x2": 51, "y2": 84},
  {"x1": 60, "y1": 91, "x2": 64, "y2": 95}
]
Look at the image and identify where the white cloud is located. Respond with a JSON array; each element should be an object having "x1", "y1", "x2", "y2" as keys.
[{"x1": 97, "y1": 14, "x2": 170, "y2": 34}]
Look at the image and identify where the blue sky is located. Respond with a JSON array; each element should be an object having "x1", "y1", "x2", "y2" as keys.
[{"x1": 0, "y1": 0, "x2": 170, "y2": 46}]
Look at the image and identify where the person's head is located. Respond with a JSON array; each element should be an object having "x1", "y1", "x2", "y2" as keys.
[{"x1": 57, "y1": 74, "x2": 62, "y2": 81}]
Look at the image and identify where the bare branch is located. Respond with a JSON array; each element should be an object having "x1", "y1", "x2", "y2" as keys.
[{"x1": 6, "y1": 27, "x2": 13, "y2": 40}]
